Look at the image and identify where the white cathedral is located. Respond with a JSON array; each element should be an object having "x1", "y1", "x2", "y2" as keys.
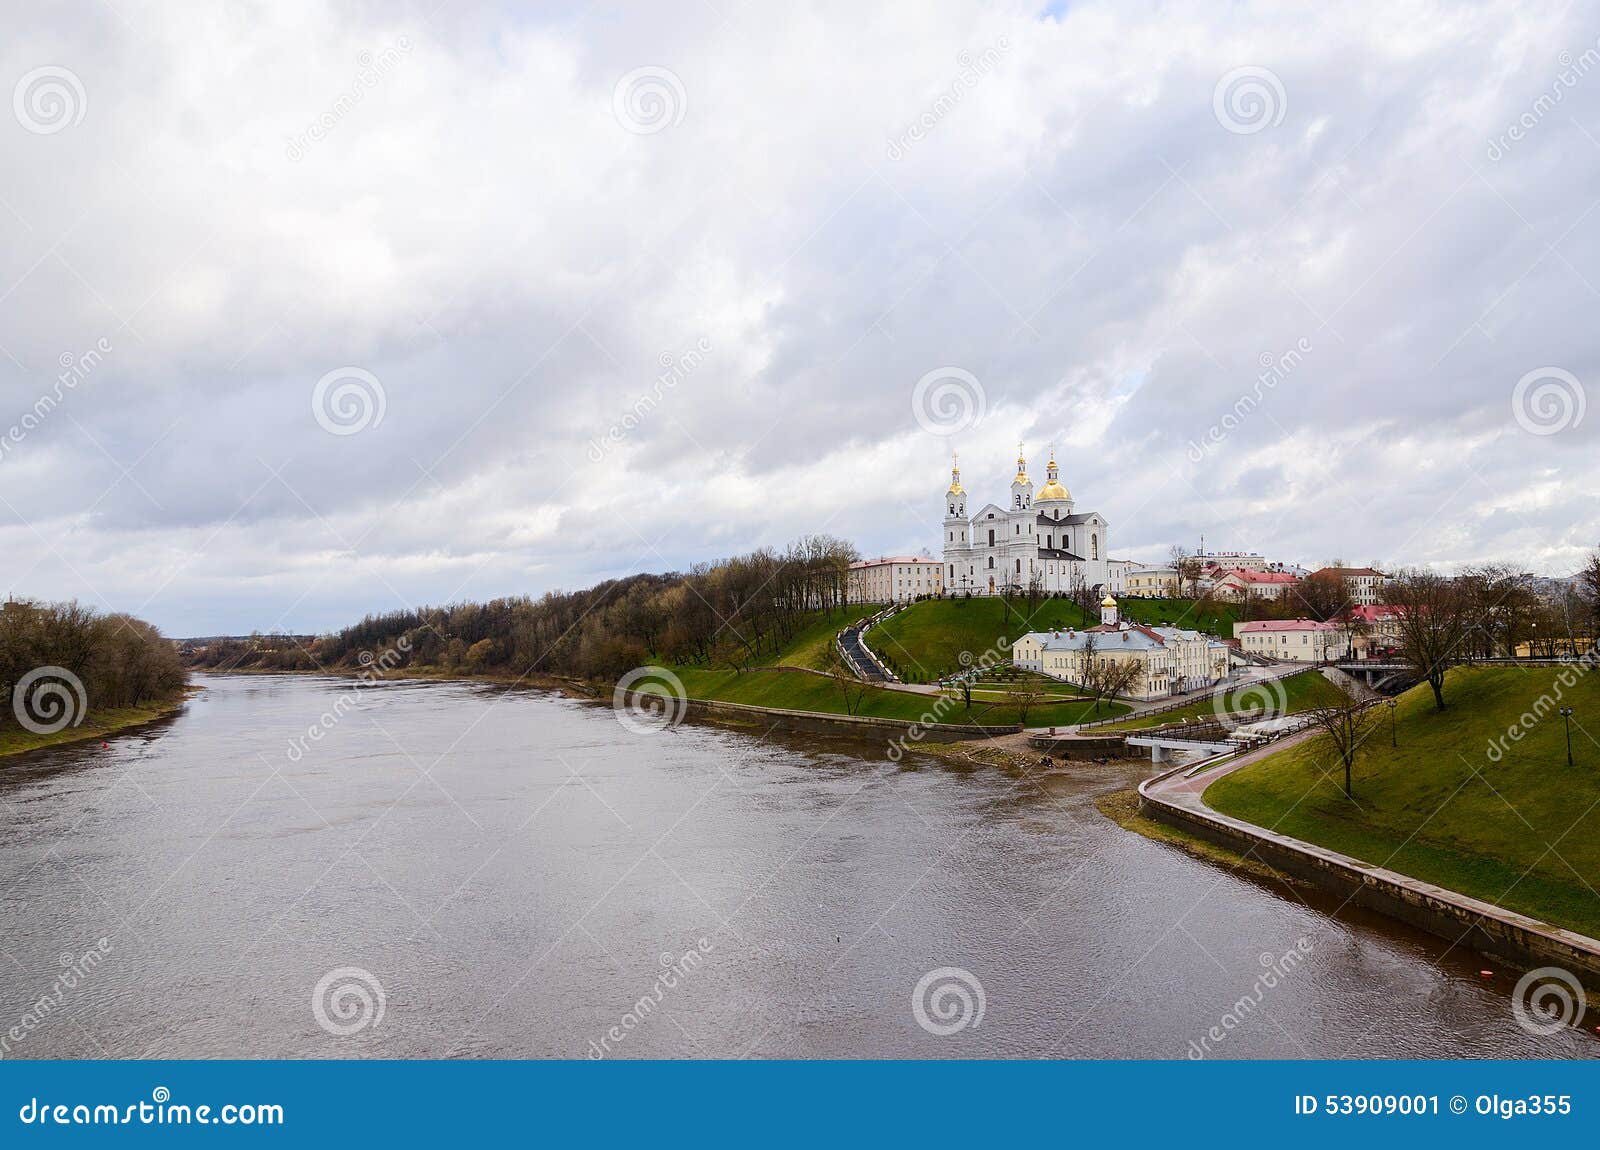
[{"x1": 942, "y1": 446, "x2": 1111, "y2": 597}]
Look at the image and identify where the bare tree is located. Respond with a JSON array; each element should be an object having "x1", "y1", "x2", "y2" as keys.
[
  {"x1": 820, "y1": 644, "x2": 871, "y2": 715},
  {"x1": 1025, "y1": 568, "x2": 1045, "y2": 620},
  {"x1": 1458, "y1": 563, "x2": 1539, "y2": 659},
  {"x1": 1385, "y1": 570, "x2": 1474, "y2": 710},
  {"x1": 1578, "y1": 545, "x2": 1600, "y2": 637},
  {"x1": 1007, "y1": 680, "x2": 1046, "y2": 726},
  {"x1": 1304, "y1": 698, "x2": 1381, "y2": 799},
  {"x1": 1169, "y1": 545, "x2": 1203, "y2": 598}
]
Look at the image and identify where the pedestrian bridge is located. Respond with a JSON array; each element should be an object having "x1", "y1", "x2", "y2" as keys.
[{"x1": 1124, "y1": 734, "x2": 1236, "y2": 763}]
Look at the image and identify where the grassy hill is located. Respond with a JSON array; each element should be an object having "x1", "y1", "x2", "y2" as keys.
[
  {"x1": 865, "y1": 597, "x2": 1095, "y2": 682},
  {"x1": 753, "y1": 604, "x2": 877, "y2": 671},
  {"x1": 864, "y1": 596, "x2": 1240, "y2": 684},
  {"x1": 1099, "y1": 670, "x2": 1348, "y2": 732},
  {"x1": 1204, "y1": 665, "x2": 1600, "y2": 938},
  {"x1": 672, "y1": 667, "x2": 1128, "y2": 728}
]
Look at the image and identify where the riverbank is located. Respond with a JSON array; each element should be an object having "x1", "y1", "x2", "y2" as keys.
[
  {"x1": 1095, "y1": 785, "x2": 1313, "y2": 889},
  {"x1": 1203, "y1": 665, "x2": 1600, "y2": 940},
  {"x1": 0, "y1": 690, "x2": 195, "y2": 760}
]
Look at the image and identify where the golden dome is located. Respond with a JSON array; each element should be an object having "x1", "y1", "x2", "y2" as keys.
[
  {"x1": 1037, "y1": 480, "x2": 1070, "y2": 501},
  {"x1": 1101, "y1": 594, "x2": 1117, "y2": 607},
  {"x1": 947, "y1": 479, "x2": 964, "y2": 495}
]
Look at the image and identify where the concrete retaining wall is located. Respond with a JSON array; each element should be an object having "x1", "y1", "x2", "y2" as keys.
[{"x1": 1139, "y1": 774, "x2": 1600, "y2": 979}]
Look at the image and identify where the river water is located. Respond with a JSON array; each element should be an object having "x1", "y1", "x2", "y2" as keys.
[{"x1": 0, "y1": 673, "x2": 1590, "y2": 1059}]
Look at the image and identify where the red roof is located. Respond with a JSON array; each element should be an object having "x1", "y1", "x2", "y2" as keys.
[
  {"x1": 1312, "y1": 566, "x2": 1384, "y2": 578},
  {"x1": 1237, "y1": 619, "x2": 1339, "y2": 632},
  {"x1": 1342, "y1": 604, "x2": 1403, "y2": 623},
  {"x1": 850, "y1": 556, "x2": 937, "y2": 568},
  {"x1": 1220, "y1": 568, "x2": 1300, "y2": 584}
]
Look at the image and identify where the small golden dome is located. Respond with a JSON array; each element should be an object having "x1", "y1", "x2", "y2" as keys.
[
  {"x1": 947, "y1": 480, "x2": 964, "y2": 495},
  {"x1": 1101, "y1": 594, "x2": 1117, "y2": 607},
  {"x1": 1013, "y1": 471, "x2": 1030, "y2": 486},
  {"x1": 1037, "y1": 480, "x2": 1070, "y2": 501}
]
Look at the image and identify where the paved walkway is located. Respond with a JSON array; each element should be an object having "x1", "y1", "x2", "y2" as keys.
[{"x1": 1142, "y1": 727, "x2": 1318, "y2": 803}]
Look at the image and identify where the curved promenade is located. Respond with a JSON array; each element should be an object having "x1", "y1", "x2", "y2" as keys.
[{"x1": 1139, "y1": 740, "x2": 1600, "y2": 980}]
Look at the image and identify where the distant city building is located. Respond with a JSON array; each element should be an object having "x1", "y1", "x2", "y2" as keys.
[
  {"x1": 1123, "y1": 566, "x2": 1178, "y2": 598},
  {"x1": 1340, "y1": 604, "x2": 1405, "y2": 658},
  {"x1": 1213, "y1": 568, "x2": 1302, "y2": 602},
  {"x1": 848, "y1": 556, "x2": 943, "y2": 604},
  {"x1": 1234, "y1": 619, "x2": 1344, "y2": 662},
  {"x1": 1313, "y1": 566, "x2": 1388, "y2": 607},
  {"x1": 941, "y1": 447, "x2": 1112, "y2": 597},
  {"x1": 1197, "y1": 550, "x2": 1272, "y2": 572},
  {"x1": 1105, "y1": 558, "x2": 1137, "y2": 595}
]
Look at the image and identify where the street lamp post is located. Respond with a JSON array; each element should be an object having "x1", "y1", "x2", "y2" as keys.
[
  {"x1": 1560, "y1": 706, "x2": 1575, "y2": 768},
  {"x1": 1387, "y1": 697, "x2": 1397, "y2": 748}
]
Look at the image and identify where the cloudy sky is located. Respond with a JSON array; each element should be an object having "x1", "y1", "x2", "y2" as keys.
[{"x1": 1, "y1": 1, "x2": 1596, "y2": 636}]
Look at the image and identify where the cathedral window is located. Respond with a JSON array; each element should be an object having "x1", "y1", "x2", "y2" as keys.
[{"x1": 1091, "y1": 534, "x2": 1099, "y2": 560}]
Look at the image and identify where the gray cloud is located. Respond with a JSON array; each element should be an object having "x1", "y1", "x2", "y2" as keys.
[{"x1": 1, "y1": 0, "x2": 1597, "y2": 635}]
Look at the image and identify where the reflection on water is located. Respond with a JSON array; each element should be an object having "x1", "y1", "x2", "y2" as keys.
[{"x1": 0, "y1": 673, "x2": 1590, "y2": 1059}]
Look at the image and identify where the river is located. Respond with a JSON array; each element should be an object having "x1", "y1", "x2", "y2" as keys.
[{"x1": 0, "y1": 673, "x2": 1590, "y2": 1058}]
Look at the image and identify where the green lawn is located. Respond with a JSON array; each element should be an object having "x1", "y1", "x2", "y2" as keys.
[
  {"x1": 1100, "y1": 670, "x2": 1347, "y2": 731},
  {"x1": 1115, "y1": 597, "x2": 1240, "y2": 636},
  {"x1": 0, "y1": 698, "x2": 186, "y2": 759},
  {"x1": 864, "y1": 597, "x2": 1097, "y2": 683},
  {"x1": 1204, "y1": 665, "x2": 1600, "y2": 938},
  {"x1": 671, "y1": 667, "x2": 1128, "y2": 728}
]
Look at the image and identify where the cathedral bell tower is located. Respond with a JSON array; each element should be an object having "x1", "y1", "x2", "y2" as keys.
[{"x1": 1009, "y1": 444, "x2": 1033, "y2": 510}]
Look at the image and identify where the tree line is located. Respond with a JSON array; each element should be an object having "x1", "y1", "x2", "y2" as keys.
[
  {"x1": 1, "y1": 598, "x2": 187, "y2": 732},
  {"x1": 182, "y1": 535, "x2": 861, "y2": 682}
]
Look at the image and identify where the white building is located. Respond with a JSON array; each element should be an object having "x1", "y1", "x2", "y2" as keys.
[
  {"x1": 1012, "y1": 597, "x2": 1225, "y2": 700},
  {"x1": 941, "y1": 448, "x2": 1112, "y2": 597},
  {"x1": 848, "y1": 556, "x2": 943, "y2": 604},
  {"x1": 1105, "y1": 558, "x2": 1137, "y2": 595},
  {"x1": 1234, "y1": 619, "x2": 1344, "y2": 662},
  {"x1": 1312, "y1": 566, "x2": 1388, "y2": 607}
]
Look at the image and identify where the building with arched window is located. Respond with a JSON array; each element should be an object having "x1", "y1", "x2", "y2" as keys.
[{"x1": 940, "y1": 447, "x2": 1113, "y2": 597}]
